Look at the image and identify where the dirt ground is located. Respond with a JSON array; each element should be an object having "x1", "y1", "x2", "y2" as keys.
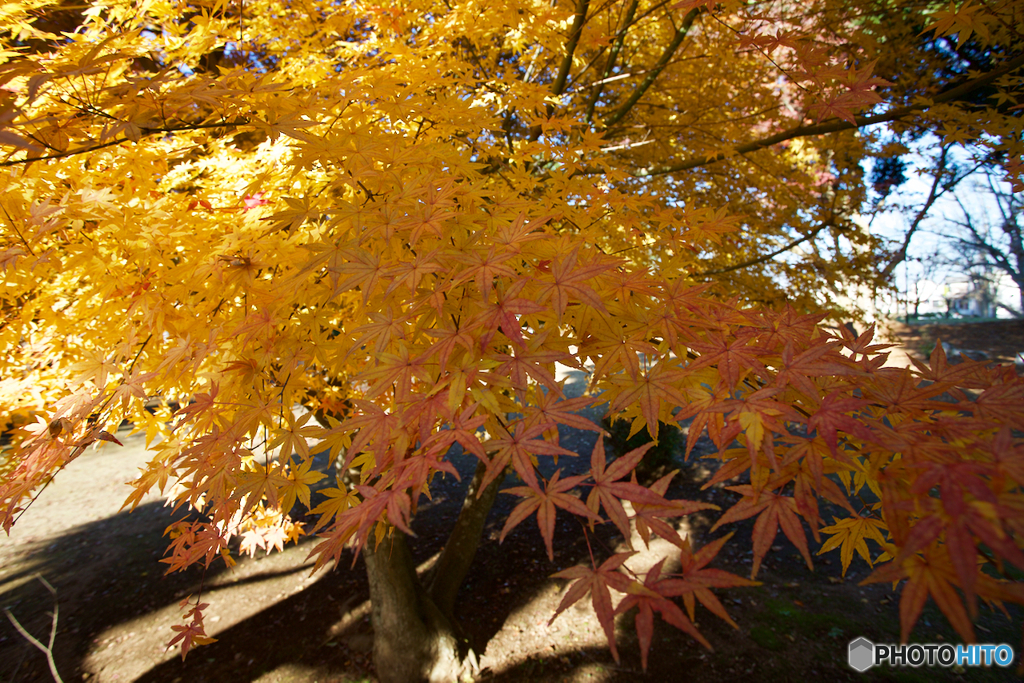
[{"x1": 1, "y1": 322, "x2": 1022, "y2": 683}]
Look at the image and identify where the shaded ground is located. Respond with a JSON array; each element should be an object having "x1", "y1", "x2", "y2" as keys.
[
  {"x1": 887, "y1": 319, "x2": 1024, "y2": 365},
  {"x1": 2, "y1": 324, "x2": 1023, "y2": 683}
]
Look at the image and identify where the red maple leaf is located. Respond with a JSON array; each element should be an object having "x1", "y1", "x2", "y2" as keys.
[
  {"x1": 167, "y1": 611, "x2": 217, "y2": 658},
  {"x1": 242, "y1": 192, "x2": 269, "y2": 211},
  {"x1": 608, "y1": 362, "x2": 688, "y2": 440},
  {"x1": 807, "y1": 391, "x2": 874, "y2": 457},
  {"x1": 533, "y1": 243, "x2": 610, "y2": 323},
  {"x1": 420, "y1": 403, "x2": 488, "y2": 462},
  {"x1": 340, "y1": 399, "x2": 401, "y2": 468},
  {"x1": 687, "y1": 330, "x2": 768, "y2": 387},
  {"x1": 468, "y1": 279, "x2": 547, "y2": 348},
  {"x1": 523, "y1": 390, "x2": 602, "y2": 443},
  {"x1": 631, "y1": 471, "x2": 717, "y2": 549},
  {"x1": 585, "y1": 435, "x2": 662, "y2": 539},
  {"x1": 493, "y1": 335, "x2": 571, "y2": 401},
  {"x1": 484, "y1": 422, "x2": 575, "y2": 491},
  {"x1": 658, "y1": 532, "x2": 759, "y2": 628},
  {"x1": 862, "y1": 545, "x2": 977, "y2": 643}
]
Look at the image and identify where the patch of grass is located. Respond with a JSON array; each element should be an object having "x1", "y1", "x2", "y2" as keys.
[
  {"x1": 876, "y1": 669, "x2": 949, "y2": 683},
  {"x1": 760, "y1": 597, "x2": 861, "y2": 637},
  {"x1": 601, "y1": 417, "x2": 683, "y2": 482}
]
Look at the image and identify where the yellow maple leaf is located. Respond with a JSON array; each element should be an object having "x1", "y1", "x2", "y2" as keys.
[
  {"x1": 310, "y1": 479, "x2": 360, "y2": 532},
  {"x1": 817, "y1": 515, "x2": 888, "y2": 576},
  {"x1": 278, "y1": 458, "x2": 327, "y2": 513}
]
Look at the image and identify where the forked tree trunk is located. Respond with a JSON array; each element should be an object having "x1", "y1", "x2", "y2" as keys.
[
  {"x1": 364, "y1": 530, "x2": 462, "y2": 683},
  {"x1": 364, "y1": 460, "x2": 504, "y2": 682}
]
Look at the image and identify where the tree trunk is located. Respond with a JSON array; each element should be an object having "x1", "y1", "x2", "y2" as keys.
[
  {"x1": 428, "y1": 459, "x2": 505, "y2": 616},
  {"x1": 363, "y1": 528, "x2": 462, "y2": 683},
  {"x1": 363, "y1": 460, "x2": 505, "y2": 682}
]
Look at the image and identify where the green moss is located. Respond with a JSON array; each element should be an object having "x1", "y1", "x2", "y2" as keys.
[{"x1": 749, "y1": 625, "x2": 784, "y2": 651}]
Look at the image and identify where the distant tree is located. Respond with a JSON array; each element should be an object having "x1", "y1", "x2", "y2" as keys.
[{"x1": 948, "y1": 174, "x2": 1024, "y2": 317}]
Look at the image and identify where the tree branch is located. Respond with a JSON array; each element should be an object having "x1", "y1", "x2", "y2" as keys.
[
  {"x1": 551, "y1": 0, "x2": 591, "y2": 99},
  {"x1": 585, "y1": 0, "x2": 639, "y2": 125},
  {"x1": 602, "y1": 7, "x2": 701, "y2": 129},
  {"x1": 952, "y1": 196, "x2": 1015, "y2": 272},
  {"x1": 879, "y1": 144, "x2": 952, "y2": 280},
  {"x1": 426, "y1": 458, "x2": 506, "y2": 617},
  {"x1": 583, "y1": 50, "x2": 1024, "y2": 178},
  {"x1": 0, "y1": 119, "x2": 249, "y2": 168},
  {"x1": 694, "y1": 219, "x2": 835, "y2": 277},
  {"x1": 529, "y1": 0, "x2": 590, "y2": 142}
]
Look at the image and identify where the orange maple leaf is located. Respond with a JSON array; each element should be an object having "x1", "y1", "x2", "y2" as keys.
[
  {"x1": 712, "y1": 485, "x2": 813, "y2": 578},
  {"x1": 615, "y1": 558, "x2": 712, "y2": 670},
  {"x1": 499, "y1": 470, "x2": 598, "y2": 561},
  {"x1": 659, "y1": 532, "x2": 759, "y2": 628},
  {"x1": 549, "y1": 552, "x2": 634, "y2": 662}
]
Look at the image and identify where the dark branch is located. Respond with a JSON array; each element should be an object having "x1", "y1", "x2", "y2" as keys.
[
  {"x1": 602, "y1": 7, "x2": 702, "y2": 129},
  {"x1": 529, "y1": 0, "x2": 590, "y2": 142},
  {"x1": 879, "y1": 144, "x2": 952, "y2": 280},
  {"x1": 0, "y1": 119, "x2": 249, "y2": 168},
  {"x1": 582, "y1": 50, "x2": 1024, "y2": 178},
  {"x1": 694, "y1": 219, "x2": 836, "y2": 277},
  {"x1": 585, "y1": 0, "x2": 639, "y2": 125},
  {"x1": 551, "y1": 0, "x2": 591, "y2": 98}
]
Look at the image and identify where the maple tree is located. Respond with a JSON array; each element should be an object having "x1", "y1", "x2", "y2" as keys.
[{"x1": 1, "y1": 0, "x2": 1024, "y2": 680}]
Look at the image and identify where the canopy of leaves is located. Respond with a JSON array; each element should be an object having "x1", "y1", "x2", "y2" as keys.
[{"x1": 1, "y1": 0, "x2": 1023, "y2": 667}]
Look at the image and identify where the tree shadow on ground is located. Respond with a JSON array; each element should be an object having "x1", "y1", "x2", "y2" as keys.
[
  {"x1": 130, "y1": 559, "x2": 376, "y2": 683},
  {"x1": 0, "y1": 433, "x2": 634, "y2": 683},
  {"x1": 0, "y1": 437, "x2": 602, "y2": 683},
  {"x1": 4, "y1": 378, "x2": 1020, "y2": 683},
  {"x1": 6, "y1": 467, "x2": 1022, "y2": 683},
  {"x1": 0, "y1": 500, "x2": 232, "y2": 682}
]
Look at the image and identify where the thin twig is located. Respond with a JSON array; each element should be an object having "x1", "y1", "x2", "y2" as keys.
[
  {"x1": 4, "y1": 575, "x2": 64, "y2": 683},
  {"x1": 1, "y1": 205, "x2": 35, "y2": 256}
]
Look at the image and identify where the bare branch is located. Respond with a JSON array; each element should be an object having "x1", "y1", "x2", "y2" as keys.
[
  {"x1": 4, "y1": 575, "x2": 64, "y2": 683},
  {"x1": 879, "y1": 144, "x2": 953, "y2": 280},
  {"x1": 953, "y1": 195, "x2": 1014, "y2": 270}
]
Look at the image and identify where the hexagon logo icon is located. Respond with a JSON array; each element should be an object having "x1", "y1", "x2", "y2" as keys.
[{"x1": 849, "y1": 637, "x2": 875, "y2": 672}]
